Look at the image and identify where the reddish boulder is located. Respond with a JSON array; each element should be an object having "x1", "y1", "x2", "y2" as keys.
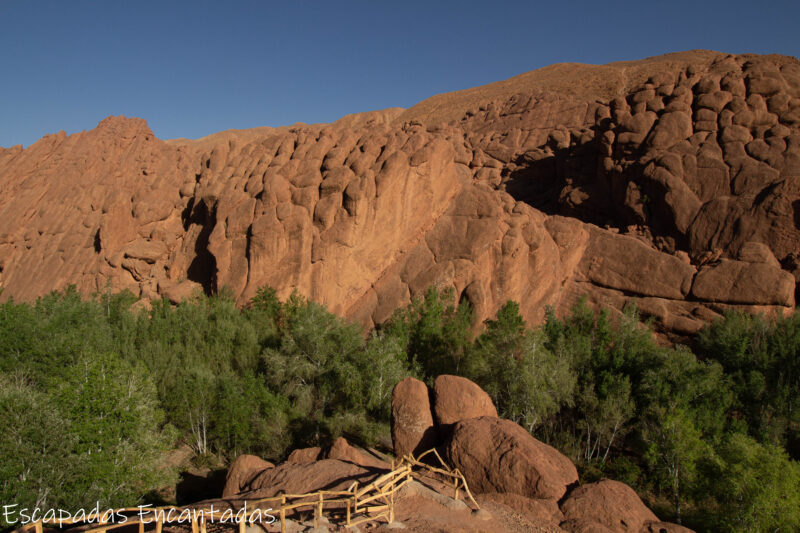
[
  {"x1": 560, "y1": 479, "x2": 658, "y2": 532},
  {"x1": 477, "y1": 492, "x2": 564, "y2": 526},
  {"x1": 445, "y1": 416, "x2": 578, "y2": 500},
  {"x1": 285, "y1": 446, "x2": 322, "y2": 464},
  {"x1": 433, "y1": 374, "x2": 498, "y2": 426},
  {"x1": 244, "y1": 459, "x2": 375, "y2": 498},
  {"x1": 327, "y1": 437, "x2": 391, "y2": 470},
  {"x1": 222, "y1": 454, "x2": 274, "y2": 498},
  {"x1": 391, "y1": 377, "x2": 437, "y2": 458}
]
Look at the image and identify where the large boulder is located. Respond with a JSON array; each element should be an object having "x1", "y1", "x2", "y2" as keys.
[
  {"x1": 222, "y1": 454, "x2": 274, "y2": 498},
  {"x1": 244, "y1": 459, "x2": 376, "y2": 498},
  {"x1": 391, "y1": 377, "x2": 437, "y2": 458},
  {"x1": 433, "y1": 374, "x2": 498, "y2": 426},
  {"x1": 445, "y1": 416, "x2": 578, "y2": 500},
  {"x1": 559, "y1": 479, "x2": 659, "y2": 532}
]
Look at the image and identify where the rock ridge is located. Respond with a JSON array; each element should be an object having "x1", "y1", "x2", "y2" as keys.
[{"x1": 1, "y1": 51, "x2": 798, "y2": 336}]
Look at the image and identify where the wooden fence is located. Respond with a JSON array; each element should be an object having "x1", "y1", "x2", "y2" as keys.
[{"x1": 12, "y1": 449, "x2": 477, "y2": 533}]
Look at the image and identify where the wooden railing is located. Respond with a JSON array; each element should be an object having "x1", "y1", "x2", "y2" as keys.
[{"x1": 12, "y1": 449, "x2": 478, "y2": 533}]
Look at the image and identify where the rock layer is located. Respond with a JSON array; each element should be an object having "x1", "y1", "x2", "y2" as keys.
[{"x1": 1, "y1": 51, "x2": 798, "y2": 335}]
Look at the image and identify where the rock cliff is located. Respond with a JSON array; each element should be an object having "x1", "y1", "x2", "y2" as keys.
[{"x1": 1, "y1": 50, "x2": 798, "y2": 334}]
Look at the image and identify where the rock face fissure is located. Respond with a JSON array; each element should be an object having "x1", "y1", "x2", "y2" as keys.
[
  {"x1": 0, "y1": 51, "x2": 798, "y2": 335},
  {"x1": 185, "y1": 199, "x2": 217, "y2": 295}
]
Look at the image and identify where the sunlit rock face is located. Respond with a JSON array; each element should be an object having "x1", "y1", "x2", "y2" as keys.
[{"x1": 1, "y1": 51, "x2": 798, "y2": 335}]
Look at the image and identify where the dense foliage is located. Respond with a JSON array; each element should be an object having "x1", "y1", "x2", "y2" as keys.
[{"x1": 1, "y1": 285, "x2": 798, "y2": 532}]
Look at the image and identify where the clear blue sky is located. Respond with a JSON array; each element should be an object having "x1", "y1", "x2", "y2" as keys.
[{"x1": 1, "y1": 0, "x2": 798, "y2": 148}]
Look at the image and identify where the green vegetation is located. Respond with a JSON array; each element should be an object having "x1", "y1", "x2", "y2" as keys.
[{"x1": 1, "y1": 285, "x2": 798, "y2": 532}]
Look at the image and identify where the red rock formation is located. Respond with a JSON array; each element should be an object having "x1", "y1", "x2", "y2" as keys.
[
  {"x1": 560, "y1": 479, "x2": 659, "y2": 532},
  {"x1": 1, "y1": 51, "x2": 798, "y2": 336},
  {"x1": 222, "y1": 454, "x2": 274, "y2": 498},
  {"x1": 445, "y1": 416, "x2": 579, "y2": 500},
  {"x1": 432, "y1": 374, "x2": 498, "y2": 426},
  {"x1": 326, "y1": 437, "x2": 390, "y2": 470},
  {"x1": 223, "y1": 378, "x2": 693, "y2": 531},
  {"x1": 391, "y1": 377, "x2": 437, "y2": 458}
]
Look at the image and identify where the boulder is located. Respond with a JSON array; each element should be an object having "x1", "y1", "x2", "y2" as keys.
[
  {"x1": 244, "y1": 459, "x2": 374, "y2": 498},
  {"x1": 222, "y1": 454, "x2": 274, "y2": 498},
  {"x1": 326, "y1": 437, "x2": 391, "y2": 470},
  {"x1": 391, "y1": 377, "x2": 437, "y2": 458},
  {"x1": 477, "y1": 492, "x2": 564, "y2": 526},
  {"x1": 286, "y1": 446, "x2": 322, "y2": 464},
  {"x1": 560, "y1": 479, "x2": 658, "y2": 532},
  {"x1": 433, "y1": 374, "x2": 498, "y2": 426},
  {"x1": 445, "y1": 416, "x2": 578, "y2": 500}
]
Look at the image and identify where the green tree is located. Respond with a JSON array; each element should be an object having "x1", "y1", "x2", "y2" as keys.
[
  {"x1": 705, "y1": 432, "x2": 800, "y2": 532},
  {"x1": 638, "y1": 348, "x2": 730, "y2": 523},
  {"x1": 52, "y1": 351, "x2": 176, "y2": 507},
  {"x1": 0, "y1": 374, "x2": 75, "y2": 518},
  {"x1": 470, "y1": 301, "x2": 574, "y2": 433},
  {"x1": 384, "y1": 287, "x2": 472, "y2": 377}
]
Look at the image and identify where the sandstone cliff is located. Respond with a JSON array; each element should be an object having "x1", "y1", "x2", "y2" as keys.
[{"x1": 1, "y1": 50, "x2": 798, "y2": 335}]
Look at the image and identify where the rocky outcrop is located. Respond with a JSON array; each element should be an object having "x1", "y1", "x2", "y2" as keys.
[
  {"x1": 0, "y1": 51, "x2": 797, "y2": 337},
  {"x1": 386, "y1": 376, "x2": 691, "y2": 532},
  {"x1": 223, "y1": 378, "x2": 691, "y2": 532}
]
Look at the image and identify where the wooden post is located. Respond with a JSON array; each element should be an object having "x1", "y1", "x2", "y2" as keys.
[
  {"x1": 34, "y1": 522, "x2": 43, "y2": 533},
  {"x1": 139, "y1": 520, "x2": 145, "y2": 533},
  {"x1": 199, "y1": 514, "x2": 207, "y2": 533},
  {"x1": 316, "y1": 492, "x2": 323, "y2": 527},
  {"x1": 190, "y1": 515, "x2": 198, "y2": 533},
  {"x1": 238, "y1": 511, "x2": 245, "y2": 533},
  {"x1": 389, "y1": 484, "x2": 395, "y2": 523},
  {"x1": 155, "y1": 518, "x2": 163, "y2": 533},
  {"x1": 346, "y1": 500, "x2": 351, "y2": 525},
  {"x1": 280, "y1": 495, "x2": 286, "y2": 533}
]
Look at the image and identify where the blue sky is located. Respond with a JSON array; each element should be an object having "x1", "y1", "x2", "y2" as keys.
[{"x1": 1, "y1": 0, "x2": 798, "y2": 148}]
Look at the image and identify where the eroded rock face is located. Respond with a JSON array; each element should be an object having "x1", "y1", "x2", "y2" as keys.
[
  {"x1": 0, "y1": 51, "x2": 798, "y2": 337},
  {"x1": 445, "y1": 416, "x2": 578, "y2": 500}
]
